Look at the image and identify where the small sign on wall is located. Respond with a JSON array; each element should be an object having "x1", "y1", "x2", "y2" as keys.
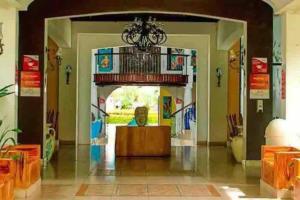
[
  {"x1": 20, "y1": 71, "x2": 41, "y2": 97},
  {"x1": 252, "y1": 57, "x2": 268, "y2": 74},
  {"x1": 250, "y1": 74, "x2": 270, "y2": 99},
  {"x1": 22, "y1": 55, "x2": 39, "y2": 71}
]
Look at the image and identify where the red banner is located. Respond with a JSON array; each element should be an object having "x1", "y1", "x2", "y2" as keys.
[
  {"x1": 23, "y1": 55, "x2": 39, "y2": 71},
  {"x1": 20, "y1": 71, "x2": 41, "y2": 97},
  {"x1": 250, "y1": 74, "x2": 270, "y2": 99},
  {"x1": 252, "y1": 57, "x2": 268, "y2": 74},
  {"x1": 176, "y1": 98, "x2": 183, "y2": 104}
]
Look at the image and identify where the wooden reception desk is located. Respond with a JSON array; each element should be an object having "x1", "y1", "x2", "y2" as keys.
[{"x1": 115, "y1": 126, "x2": 171, "y2": 157}]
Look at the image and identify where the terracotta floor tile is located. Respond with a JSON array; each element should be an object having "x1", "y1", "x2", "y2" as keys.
[
  {"x1": 178, "y1": 184, "x2": 220, "y2": 197},
  {"x1": 117, "y1": 184, "x2": 148, "y2": 196},
  {"x1": 147, "y1": 184, "x2": 180, "y2": 196},
  {"x1": 85, "y1": 184, "x2": 116, "y2": 196}
]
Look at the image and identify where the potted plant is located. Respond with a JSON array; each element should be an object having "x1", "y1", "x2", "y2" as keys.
[
  {"x1": 0, "y1": 84, "x2": 21, "y2": 155},
  {"x1": 0, "y1": 84, "x2": 21, "y2": 200}
]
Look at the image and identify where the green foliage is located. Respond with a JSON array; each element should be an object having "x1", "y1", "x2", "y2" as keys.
[
  {"x1": 107, "y1": 111, "x2": 158, "y2": 124},
  {"x1": 110, "y1": 86, "x2": 159, "y2": 109},
  {"x1": 0, "y1": 84, "x2": 21, "y2": 158},
  {"x1": 0, "y1": 120, "x2": 22, "y2": 158},
  {"x1": 0, "y1": 84, "x2": 14, "y2": 98}
]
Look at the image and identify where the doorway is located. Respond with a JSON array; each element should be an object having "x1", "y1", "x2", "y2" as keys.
[{"x1": 43, "y1": 12, "x2": 247, "y2": 169}]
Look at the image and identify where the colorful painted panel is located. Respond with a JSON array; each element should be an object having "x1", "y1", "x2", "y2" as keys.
[
  {"x1": 168, "y1": 48, "x2": 185, "y2": 71},
  {"x1": 163, "y1": 96, "x2": 172, "y2": 119},
  {"x1": 97, "y1": 48, "x2": 113, "y2": 72}
]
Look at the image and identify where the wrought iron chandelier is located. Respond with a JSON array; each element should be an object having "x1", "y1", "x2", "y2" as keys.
[{"x1": 122, "y1": 17, "x2": 167, "y2": 51}]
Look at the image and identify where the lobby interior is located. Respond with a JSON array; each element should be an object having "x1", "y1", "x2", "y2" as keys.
[{"x1": 1, "y1": 0, "x2": 300, "y2": 200}]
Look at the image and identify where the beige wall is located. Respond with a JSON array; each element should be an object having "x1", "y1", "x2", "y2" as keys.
[
  {"x1": 284, "y1": 12, "x2": 300, "y2": 130},
  {"x1": 59, "y1": 21, "x2": 230, "y2": 143},
  {"x1": 0, "y1": 6, "x2": 18, "y2": 133},
  {"x1": 48, "y1": 19, "x2": 71, "y2": 48}
]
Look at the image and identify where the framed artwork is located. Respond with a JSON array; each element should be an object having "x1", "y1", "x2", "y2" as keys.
[
  {"x1": 167, "y1": 48, "x2": 185, "y2": 71},
  {"x1": 163, "y1": 96, "x2": 172, "y2": 119},
  {"x1": 97, "y1": 48, "x2": 113, "y2": 72}
]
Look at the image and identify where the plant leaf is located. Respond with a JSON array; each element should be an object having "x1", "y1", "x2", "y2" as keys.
[
  {"x1": 0, "y1": 84, "x2": 14, "y2": 99},
  {"x1": 10, "y1": 128, "x2": 22, "y2": 133},
  {"x1": 0, "y1": 84, "x2": 14, "y2": 92}
]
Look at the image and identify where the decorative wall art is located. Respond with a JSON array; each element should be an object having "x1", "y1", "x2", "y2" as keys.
[
  {"x1": 163, "y1": 96, "x2": 172, "y2": 119},
  {"x1": 168, "y1": 48, "x2": 185, "y2": 71},
  {"x1": 97, "y1": 48, "x2": 113, "y2": 72}
]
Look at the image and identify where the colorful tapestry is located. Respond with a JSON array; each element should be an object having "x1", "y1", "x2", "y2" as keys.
[
  {"x1": 97, "y1": 48, "x2": 113, "y2": 72},
  {"x1": 168, "y1": 48, "x2": 185, "y2": 71},
  {"x1": 163, "y1": 96, "x2": 172, "y2": 119}
]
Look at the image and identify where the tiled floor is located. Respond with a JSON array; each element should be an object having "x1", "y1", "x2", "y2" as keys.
[
  {"x1": 23, "y1": 127, "x2": 279, "y2": 200},
  {"x1": 75, "y1": 183, "x2": 221, "y2": 197}
]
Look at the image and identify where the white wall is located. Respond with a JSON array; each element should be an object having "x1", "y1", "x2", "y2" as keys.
[
  {"x1": 0, "y1": 5, "x2": 18, "y2": 131},
  {"x1": 59, "y1": 21, "x2": 230, "y2": 144},
  {"x1": 48, "y1": 19, "x2": 72, "y2": 48},
  {"x1": 217, "y1": 20, "x2": 244, "y2": 50},
  {"x1": 283, "y1": 12, "x2": 300, "y2": 131}
]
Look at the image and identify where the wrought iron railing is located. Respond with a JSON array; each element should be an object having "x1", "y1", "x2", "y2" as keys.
[{"x1": 94, "y1": 46, "x2": 190, "y2": 75}]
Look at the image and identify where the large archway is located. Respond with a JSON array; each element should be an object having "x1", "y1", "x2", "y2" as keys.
[{"x1": 18, "y1": 0, "x2": 273, "y2": 163}]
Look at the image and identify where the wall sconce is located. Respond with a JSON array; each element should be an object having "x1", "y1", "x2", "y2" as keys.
[
  {"x1": 0, "y1": 23, "x2": 4, "y2": 55},
  {"x1": 56, "y1": 48, "x2": 63, "y2": 66},
  {"x1": 65, "y1": 65, "x2": 72, "y2": 85},
  {"x1": 229, "y1": 49, "x2": 238, "y2": 63},
  {"x1": 216, "y1": 67, "x2": 222, "y2": 87}
]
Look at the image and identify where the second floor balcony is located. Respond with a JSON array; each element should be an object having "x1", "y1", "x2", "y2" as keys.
[{"x1": 93, "y1": 46, "x2": 196, "y2": 86}]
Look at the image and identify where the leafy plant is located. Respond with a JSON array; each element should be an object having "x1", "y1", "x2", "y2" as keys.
[
  {"x1": 0, "y1": 120, "x2": 22, "y2": 158},
  {"x1": 0, "y1": 84, "x2": 21, "y2": 158},
  {"x1": 0, "y1": 84, "x2": 14, "y2": 99}
]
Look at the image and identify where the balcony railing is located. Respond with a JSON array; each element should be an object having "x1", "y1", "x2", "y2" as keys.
[
  {"x1": 94, "y1": 73, "x2": 188, "y2": 86},
  {"x1": 93, "y1": 46, "x2": 192, "y2": 86}
]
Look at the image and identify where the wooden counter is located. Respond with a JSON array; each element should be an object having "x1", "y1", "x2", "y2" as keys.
[{"x1": 115, "y1": 126, "x2": 171, "y2": 157}]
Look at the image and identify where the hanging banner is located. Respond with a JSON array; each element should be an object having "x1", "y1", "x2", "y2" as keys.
[
  {"x1": 281, "y1": 69, "x2": 286, "y2": 100},
  {"x1": 22, "y1": 55, "x2": 39, "y2": 71},
  {"x1": 250, "y1": 74, "x2": 270, "y2": 99},
  {"x1": 252, "y1": 57, "x2": 268, "y2": 74},
  {"x1": 20, "y1": 71, "x2": 41, "y2": 97},
  {"x1": 176, "y1": 98, "x2": 183, "y2": 104}
]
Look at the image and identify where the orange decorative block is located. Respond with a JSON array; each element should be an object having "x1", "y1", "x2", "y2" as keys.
[
  {"x1": 0, "y1": 180, "x2": 3, "y2": 200},
  {"x1": 292, "y1": 159, "x2": 300, "y2": 200},
  {"x1": 10, "y1": 145, "x2": 41, "y2": 189},
  {"x1": 261, "y1": 145, "x2": 300, "y2": 189},
  {"x1": 0, "y1": 158, "x2": 16, "y2": 200}
]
